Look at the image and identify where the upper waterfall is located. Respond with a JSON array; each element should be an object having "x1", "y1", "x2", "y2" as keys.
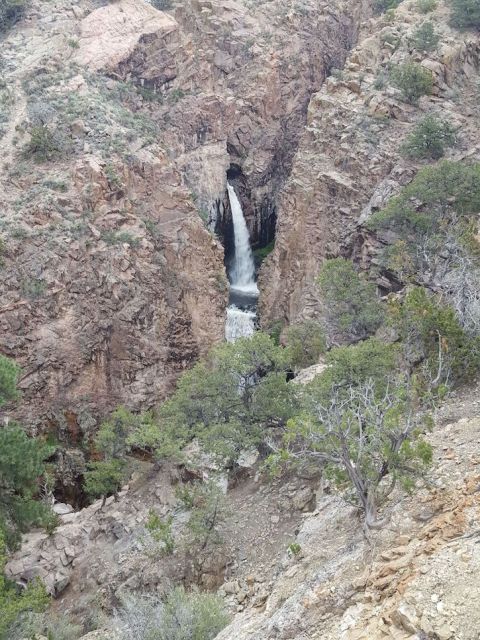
[
  {"x1": 227, "y1": 183, "x2": 259, "y2": 295},
  {"x1": 225, "y1": 183, "x2": 258, "y2": 342}
]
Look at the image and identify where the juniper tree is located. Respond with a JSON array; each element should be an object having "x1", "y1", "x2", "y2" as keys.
[
  {"x1": 268, "y1": 379, "x2": 432, "y2": 528},
  {"x1": 317, "y1": 259, "x2": 384, "y2": 343}
]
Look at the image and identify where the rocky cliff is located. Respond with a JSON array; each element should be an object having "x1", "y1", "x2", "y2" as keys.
[
  {"x1": 0, "y1": 0, "x2": 364, "y2": 437},
  {"x1": 259, "y1": 0, "x2": 480, "y2": 326}
]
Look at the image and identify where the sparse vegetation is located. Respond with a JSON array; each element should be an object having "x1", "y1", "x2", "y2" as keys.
[
  {"x1": 400, "y1": 115, "x2": 455, "y2": 159},
  {"x1": 101, "y1": 230, "x2": 140, "y2": 246},
  {"x1": 182, "y1": 482, "x2": 227, "y2": 553},
  {"x1": 284, "y1": 320, "x2": 326, "y2": 369},
  {"x1": 0, "y1": 0, "x2": 27, "y2": 33},
  {"x1": 411, "y1": 21, "x2": 440, "y2": 51},
  {"x1": 368, "y1": 161, "x2": 480, "y2": 282},
  {"x1": 417, "y1": 0, "x2": 437, "y2": 12},
  {"x1": 449, "y1": 0, "x2": 480, "y2": 29},
  {"x1": 151, "y1": 0, "x2": 173, "y2": 9},
  {"x1": 253, "y1": 240, "x2": 275, "y2": 267},
  {"x1": 83, "y1": 407, "x2": 138, "y2": 505},
  {"x1": 390, "y1": 62, "x2": 433, "y2": 104},
  {"x1": 115, "y1": 587, "x2": 229, "y2": 640},
  {"x1": 373, "y1": 0, "x2": 402, "y2": 14},
  {"x1": 0, "y1": 537, "x2": 49, "y2": 640},
  {"x1": 317, "y1": 258, "x2": 384, "y2": 343},
  {"x1": 23, "y1": 125, "x2": 64, "y2": 162},
  {"x1": 141, "y1": 509, "x2": 174, "y2": 555},
  {"x1": 390, "y1": 286, "x2": 480, "y2": 389}
]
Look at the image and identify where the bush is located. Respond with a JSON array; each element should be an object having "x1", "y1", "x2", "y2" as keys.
[
  {"x1": 0, "y1": 0, "x2": 26, "y2": 33},
  {"x1": 270, "y1": 377, "x2": 432, "y2": 527},
  {"x1": 449, "y1": 0, "x2": 480, "y2": 29},
  {"x1": 83, "y1": 459, "x2": 127, "y2": 505},
  {"x1": 390, "y1": 62, "x2": 433, "y2": 104},
  {"x1": 115, "y1": 587, "x2": 229, "y2": 640},
  {"x1": 151, "y1": 0, "x2": 173, "y2": 9},
  {"x1": 142, "y1": 510, "x2": 174, "y2": 555},
  {"x1": 368, "y1": 161, "x2": 480, "y2": 241},
  {"x1": 182, "y1": 482, "x2": 227, "y2": 554},
  {"x1": 400, "y1": 115, "x2": 455, "y2": 159},
  {"x1": 23, "y1": 125, "x2": 63, "y2": 162},
  {"x1": 0, "y1": 355, "x2": 19, "y2": 406},
  {"x1": 129, "y1": 332, "x2": 297, "y2": 463},
  {"x1": 411, "y1": 21, "x2": 440, "y2": 51},
  {"x1": 317, "y1": 258, "x2": 384, "y2": 343},
  {"x1": 10, "y1": 611, "x2": 82, "y2": 640},
  {"x1": 373, "y1": 0, "x2": 402, "y2": 14},
  {"x1": 368, "y1": 162, "x2": 480, "y2": 288},
  {"x1": 284, "y1": 320, "x2": 326, "y2": 370},
  {"x1": 389, "y1": 287, "x2": 480, "y2": 388},
  {"x1": 417, "y1": 0, "x2": 437, "y2": 12},
  {"x1": 0, "y1": 534, "x2": 49, "y2": 640},
  {"x1": 306, "y1": 338, "x2": 397, "y2": 405}
]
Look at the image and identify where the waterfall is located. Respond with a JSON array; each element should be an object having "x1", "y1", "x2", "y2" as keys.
[
  {"x1": 227, "y1": 184, "x2": 258, "y2": 295},
  {"x1": 225, "y1": 183, "x2": 258, "y2": 342},
  {"x1": 225, "y1": 306, "x2": 256, "y2": 342}
]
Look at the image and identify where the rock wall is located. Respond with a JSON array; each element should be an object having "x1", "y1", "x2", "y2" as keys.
[
  {"x1": 0, "y1": 0, "x2": 366, "y2": 434},
  {"x1": 259, "y1": 2, "x2": 480, "y2": 327}
]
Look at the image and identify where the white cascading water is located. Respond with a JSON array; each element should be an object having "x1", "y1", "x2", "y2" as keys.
[{"x1": 225, "y1": 183, "x2": 259, "y2": 342}]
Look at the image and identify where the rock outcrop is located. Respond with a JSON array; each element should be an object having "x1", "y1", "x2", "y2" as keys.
[
  {"x1": 216, "y1": 387, "x2": 480, "y2": 640},
  {"x1": 0, "y1": 0, "x2": 364, "y2": 435},
  {"x1": 259, "y1": 1, "x2": 480, "y2": 326}
]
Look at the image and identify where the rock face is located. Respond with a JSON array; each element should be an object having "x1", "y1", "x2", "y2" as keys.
[
  {"x1": 216, "y1": 388, "x2": 480, "y2": 640},
  {"x1": 259, "y1": 2, "x2": 480, "y2": 326},
  {"x1": 0, "y1": 0, "x2": 363, "y2": 434}
]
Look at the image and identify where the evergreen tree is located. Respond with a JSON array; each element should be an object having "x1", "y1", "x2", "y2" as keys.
[{"x1": 0, "y1": 356, "x2": 52, "y2": 545}]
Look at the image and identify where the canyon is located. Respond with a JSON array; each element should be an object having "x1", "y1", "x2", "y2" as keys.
[{"x1": 1, "y1": 0, "x2": 480, "y2": 638}]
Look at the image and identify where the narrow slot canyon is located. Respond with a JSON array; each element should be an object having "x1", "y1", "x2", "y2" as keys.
[{"x1": 218, "y1": 166, "x2": 277, "y2": 341}]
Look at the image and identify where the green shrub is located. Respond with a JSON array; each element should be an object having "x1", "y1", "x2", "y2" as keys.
[
  {"x1": 284, "y1": 320, "x2": 326, "y2": 369},
  {"x1": 306, "y1": 338, "x2": 397, "y2": 404},
  {"x1": 417, "y1": 0, "x2": 437, "y2": 12},
  {"x1": 389, "y1": 287, "x2": 480, "y2": 387},
  {"x1": 115, "y1": 587, "x2": 229, "y2": 640},
  {"x1": 287, "y1": 542, "x2": 302, "y2": 556},
  {"x1": 253, "y1": 240, "x2": 275, "y2": 267},
  {"x1": 390, "y1": 62, "x2": 433, "y2": 104},
  {"x1": 368, "y1": 162, "x2": 480, "y2": 282},
  {"x1": 128, "y1": 332, "x2": 296, "y2": 463},
  {"x1": 0, "y1": 424, "x2": 54, "y2": 546},
  {"x1": 144, "y1": 510, "x2": 174, "y2": 555},
  {"x1": 1, "y1": 537, "x2": 49, "y2": 640},
  {"x1": 10, "y1": 611, "x2": 82, "y2": 640},
  {"x1": 411, "y1": 21, "x2": 440, "y2": 51},
  {"x1": 369, "y1": 161, "x2": 480, "y2": 238},
  {"x1": 317, "y1": 258, "x2": 384, "y2": 342},
  {"x1": 0, "y1": 0, "x2": 27, "y2": 33},
  {"x1": 449, "y1": 0, "x2": 480, "y2": 29},
  {"x1": 23, "y1": 125, "x2": 63, "y2": 163},
  {"x1": 273, "y1": 377, "x2": 432, "y2": 527},
  {"x1": 151, "y1": 0, "x2": 173, "y2": 9},
  {"x1": 400, "y1": 115, "x2": 455, "y2": 159},
  {"x1": 183, "y1": 482, "x2": 228, "y2": 558},
  {"x1": 83, "y1": 459, "x2": 127, "y2": 504},
  {"x1": 373, "y1": 0, "x2": 402, "y2": 14},
  {"x1": 0, "y1": 355, "x2": 19, "y2": 406},
  {"x1": 101, "y1": 230, "x2": 140, "y2": 246}
]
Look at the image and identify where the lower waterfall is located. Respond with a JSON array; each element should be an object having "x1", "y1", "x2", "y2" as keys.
[{"x1": 225, "y1": 183, "x2": 258, "y2": 342}]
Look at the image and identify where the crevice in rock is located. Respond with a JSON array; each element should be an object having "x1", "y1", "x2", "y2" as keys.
[{"x1": 216, "y1": 164, "x2": 277, "y2": 282}]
